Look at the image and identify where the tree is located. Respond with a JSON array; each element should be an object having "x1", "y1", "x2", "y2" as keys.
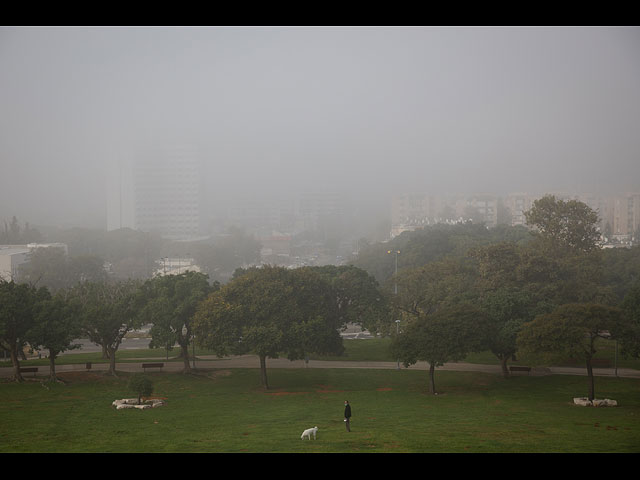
[
  {"x1": 0, "y1": 280, "x2": 49, "y2": 382},
  {"x1": 192, "y1": 227, "x2": 261, "y2": 282},
  {"x1": 307, "y1": 265, "x2": 391, "y2": 336},
  {"x1": 19, "y1": 247, "x2": 107, "y2": 292},
  {"x1": 0, "y1": 216, "x2": 43, "y2": 244},
  {"x1": 619, "y1": 280, "x2": 640, "y2": 359},
  {"x1": 27, "y1": 291, "x2": 82, "y2": 381},
  {"x1": 75, "y1": 280, "x2": 144, "y2": 376},
  {"x1": 470, "y1": 242, "x2": 541, "y2": 378},
  {"x1": 128, "y1": 374, "x2": 154, "y2": 404},
  {"x1": 524, "y1": 195, "x2": 601, "y2": 253},
  {"x1": 140, "y1": 272, "x2": 215, "y2": 373},
  {"x1": 193, "y1": 265, "x2": 344, "y2": 389},
  {"x1": 517, "y1": 303, "x2": 625, "y2": 401},
  {"x1": 391, "y1": 303, "x2": 489, "y2": 394}
]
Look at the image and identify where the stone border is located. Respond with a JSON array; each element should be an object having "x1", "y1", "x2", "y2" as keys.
[
  {"x1": 573, "y1": 397, "x2": 617, "y2": 407},
  {"x1": 112, "y1": 398, "x2": 166, "y2": 410}
]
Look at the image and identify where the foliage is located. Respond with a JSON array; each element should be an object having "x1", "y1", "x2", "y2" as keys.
[
  {"x1": 0, "y1": 280, "x2": 49, "y2": 381},
  {"x1": 601, "y1": 246, "x2": 640, "y2": 302},
  {"x1": 304, "y1": 265, "x2": 391, "y2": 335},
  {"x1": 193, "y1": 265, "x2": 345, "y2": 388},
  {"x1": 191, "y1": 227, "x2": 261, "y2": 283},
  {"x1": 27, "y1": 291, "x2": 82, "y2": 380},
  {"x1": 391, "y1": 303, "x2": 490, "y2": 394},
  {"x1": 73, "y1": 280, "x2": 145, "y2": 375},
  {"x1": 620, "y1": 280, "x2": 640, "y2": 358},
  {"x1": 351, "y1": 223, "x2": 531, "y2": 284},
  {"x1": 524, "y1": 194, "x2": 601, "y2": 253},
  {"x1": 140, "y1": 271, "x2": 216, "y2": 373},
  {"x1": 18, "y1": 247, "x2": 107, "y2": 292},
  {"x1": 128, "y1": 373, "x2": 154, "y2": 404},
  {"x1": 517, "y1": 303, "x2": 626, "y2": 400}
]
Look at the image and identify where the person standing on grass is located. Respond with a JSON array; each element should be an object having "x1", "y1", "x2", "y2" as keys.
[{"x1": 344, "y1": 400, "x2": 352, "y2": 432}]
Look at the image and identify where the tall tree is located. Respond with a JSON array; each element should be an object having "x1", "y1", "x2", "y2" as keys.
[
  {"x1": 0, "y1": 280, "x2": 49, "y2": 382},
  {"x1": 524, "y1": 195, "x2": 601, "y2": 253},
  {"x1": 391, "y1": 303, "x2": 489, "y2": 394},
  {"x1": 308, "y1": 265, "x2": 391, "y2": 335},
  {"x1": 27, "y1": 291, "x2": 82, "y2": 381},
  {"x1": 193, "y1": 266, "x2": 344, "y2": 389},
  {"x1": 140, "y1": 271, "x2": 215, "y2": 373},
  {"x1": 75, "y1": 280, "x2": 143, "y2": 376},
  {"x1": 517, "y1": 303, "x2": 626, "y2": 401},
  {"x1": 470, "y1": 242, "x2": 541, "y2": 377},
  {"x1": 620, "y1": 280, "x2": 640, "y2": 359}
]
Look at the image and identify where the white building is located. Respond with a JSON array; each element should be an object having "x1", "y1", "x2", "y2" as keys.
[
  {"x1": 108, "y1": 146, "x2": 202, "y2": 240},
  {"x1": 0, "y1": 243, "x2": 68, "y2": 282}
]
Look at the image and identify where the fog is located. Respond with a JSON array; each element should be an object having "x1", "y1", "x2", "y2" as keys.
[{"x1": 1, "y1": 26, "x2": 639, "y2": 229}]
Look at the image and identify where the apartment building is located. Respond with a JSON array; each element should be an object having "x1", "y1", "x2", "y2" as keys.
[{"x1": 132, "y1": 146, "x2": 202, "y2": 240}]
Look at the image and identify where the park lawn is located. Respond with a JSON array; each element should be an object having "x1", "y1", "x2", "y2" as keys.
[{"x1": 1, "y1": 367, "x2": 639, "y2": 453}]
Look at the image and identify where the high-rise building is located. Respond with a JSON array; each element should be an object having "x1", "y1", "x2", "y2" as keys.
[{"x1": 132, "y1": 146, "x2": 201, "y2": 240}]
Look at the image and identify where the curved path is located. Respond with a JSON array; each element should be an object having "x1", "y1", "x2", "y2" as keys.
[{"x1": 2, "y1": 354, "x2": 640, "y2": 379}]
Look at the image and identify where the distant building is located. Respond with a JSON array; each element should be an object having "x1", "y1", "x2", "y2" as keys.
[
  {"x1": 504, "y1": 193, "x2": 536, "y2": 227},
  {"x1": 0, "y1": 246, "x2": 30, "y2": 281},
  {"x1": 154, "y1": 257, "x2": 201, "y2": 277},
  {"x1": 0, "y1": 243, "x2": 68, "y2": 282},
  {"x1": 106, "y1": 156, "x2": 135, "y2": 231},
  {"x1": 607, "y1": 193, "x2": 640, "y2": 243},
  {"x1": 107, "y1": 146, "x2": 203, "y2": 240}
]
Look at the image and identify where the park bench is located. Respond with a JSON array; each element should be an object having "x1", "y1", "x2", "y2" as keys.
[
  {"x1": 509, "y1": 366, "x2": 531, "y2": 375},
  {"x1": 19, "y1": 367, "x2": 38, "y2": 377},
  {"x1": 142, "y1": 362, "x2": 164, "y2": 373},
  {"x1": 86, "y1": 362, "x2": 92, "y2": 370}
]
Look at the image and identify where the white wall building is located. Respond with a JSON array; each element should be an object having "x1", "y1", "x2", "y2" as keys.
[{"x1": 0, "y1": 243, "x2": 68, "y2": 282}]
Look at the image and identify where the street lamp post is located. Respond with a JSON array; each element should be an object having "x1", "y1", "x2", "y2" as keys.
[
  {"x1": 395, "y1": 319, "x2": 401, "y2": 369},
  {"x1": 388, "y1": 249, "x2": 401, "y2": 369}
]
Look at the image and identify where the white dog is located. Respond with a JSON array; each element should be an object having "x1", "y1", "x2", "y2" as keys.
[{"x1": 301, "y1": 426, "x2": 318, "y2": 440}]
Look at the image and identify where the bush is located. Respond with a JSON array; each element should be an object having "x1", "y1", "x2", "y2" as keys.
[{"x1": 128, "y1": 374, "x2": 153, "y2": 404}]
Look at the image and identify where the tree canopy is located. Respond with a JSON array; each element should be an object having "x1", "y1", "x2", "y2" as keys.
[{"x1": 193, "y1": 265, "x2": 345, "y2": 389}]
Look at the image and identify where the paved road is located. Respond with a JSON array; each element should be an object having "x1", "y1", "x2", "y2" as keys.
[{"x1": 2, "y1": 354, "x2": 640, "y2": 379}]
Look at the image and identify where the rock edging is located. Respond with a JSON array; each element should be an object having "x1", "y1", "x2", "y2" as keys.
[
  {"x1": 573, "y1": 397, "x2": 617, "y2": 407},
  {"x1": 112, "y1": 398, "x2": 166, "y2": 410}
]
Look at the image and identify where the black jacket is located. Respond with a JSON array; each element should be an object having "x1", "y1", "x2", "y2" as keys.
[{"x1": 344, "y1": 404, "x2": 351, "y2": 418}]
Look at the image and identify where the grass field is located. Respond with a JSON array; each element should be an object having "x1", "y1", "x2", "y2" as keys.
[{"x1": 1, "y1": 366, "x2": 639, "y2": 453}]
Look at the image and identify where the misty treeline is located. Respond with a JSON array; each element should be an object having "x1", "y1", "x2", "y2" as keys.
[
  {"x1": 353, "y1": 195, "x2": 640, "y2": 399},
  {"x1": 0, "y1": 216, "x2": 43, "y2": 244},
  {"x1": 2, "y1": 196, "x2": 640, "y2": 399},
  {"x1": 0, "y1": 264, "x2": 389, "y2": 386},
  {"x1": 6, "y1": 222, "x2": 262, "y2": 288}
]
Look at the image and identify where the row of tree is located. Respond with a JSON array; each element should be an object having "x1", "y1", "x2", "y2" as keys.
[
  {"x1": 0, "y1": 265, "x2": 389, "y2": 386},
  {"x1": 386, "y1": 195, "x2": 640, "y2": 400}
]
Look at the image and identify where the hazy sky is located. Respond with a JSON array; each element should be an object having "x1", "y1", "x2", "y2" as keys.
[{"x1": 1, "y1": 26, "x2": 639, "y2": 228}]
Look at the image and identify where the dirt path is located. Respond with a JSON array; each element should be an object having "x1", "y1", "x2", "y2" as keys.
[{"x1": 2, "y1": 354, "x2": 640, "y2": 379}]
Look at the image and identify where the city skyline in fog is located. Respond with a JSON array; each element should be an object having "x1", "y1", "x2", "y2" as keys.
[{"x1": 1, "y1": 26, "x2": 639, "y2": 229}]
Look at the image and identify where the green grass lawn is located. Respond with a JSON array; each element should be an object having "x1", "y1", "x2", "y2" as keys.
[{"x1": 1, "y1": 366, "x2": 639, "y2": 453}]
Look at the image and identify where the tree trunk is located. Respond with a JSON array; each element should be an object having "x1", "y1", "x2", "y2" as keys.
[
  {"x1": 11, "y1": 347, "x2": 23, "y2": 382},
  {"x1": 428, "y1": 362, "x2": 436, "y2": 394},
  {"x1": 180, "y1": 343, "x2": 191, "y2": 374},
  {"x1": 49, "y1": 351, "x2": 58, "y2": 381},
  {"x1": 500, "y1": 355, "x2": 510, "y2": 379},
  {"x1": 107, "y1": 346, "x2": 117, "y2": 376},
  {"x1": 586, "y1": 357, "x2": 595, "y2": 401},
  {"x1": 259, "y1": 355, "x2": 269, "y2": 390}
]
